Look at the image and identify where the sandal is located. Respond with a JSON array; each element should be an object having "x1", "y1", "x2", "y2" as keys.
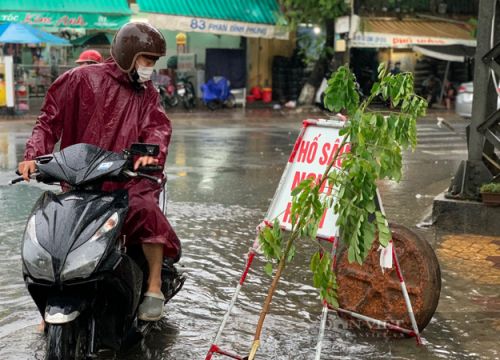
[{"x1": 138, "y1": 292, "x2": 165, "y2": 321}]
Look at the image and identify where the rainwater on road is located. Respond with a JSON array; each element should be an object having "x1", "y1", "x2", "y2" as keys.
[{"x1": 0, "y1": 109, "x2": 498, "y2": 359}]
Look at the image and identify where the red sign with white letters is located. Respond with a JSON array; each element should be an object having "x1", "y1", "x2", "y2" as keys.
[{"x1": 265, "y1": 118, "x2": 350, "y2": 240}]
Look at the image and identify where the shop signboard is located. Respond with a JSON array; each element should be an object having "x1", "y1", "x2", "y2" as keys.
[
  {"x1": 0, "y1": 12, "x2": 129, "y2": 30},
  {"x1": 335, "y1": 16, "x2": 350, "y2": 34},
  {"x1": 144, "y1": 14, "x2": 289, "y2": 40},
  {"x1": 350, "y1": 31, "x2": 477, "y2": 48},
  {"x1": 265, "y1": 119, "x2": 350, "y2": 240}
]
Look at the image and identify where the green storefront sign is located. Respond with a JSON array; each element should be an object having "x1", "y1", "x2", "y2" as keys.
[{"x1": 0, "y1": 12, "x2": 129, "y2": 30}]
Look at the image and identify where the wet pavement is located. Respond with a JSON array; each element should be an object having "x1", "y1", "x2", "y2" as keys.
[{"x1": 0, "y1": 108, "x2": 499, "y2": 359}]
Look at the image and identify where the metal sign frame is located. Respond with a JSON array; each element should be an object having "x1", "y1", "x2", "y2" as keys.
[{"x1": 205, "y1": 119, "x2": 422, "y2": 360}]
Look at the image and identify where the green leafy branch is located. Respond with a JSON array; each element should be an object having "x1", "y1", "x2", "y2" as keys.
[
  {"x1": 249, "y1": 63, "x2": 427, "y2": 359},
  {"x1": 323, "y1": 63, "x2": 427, "y2": 265}
]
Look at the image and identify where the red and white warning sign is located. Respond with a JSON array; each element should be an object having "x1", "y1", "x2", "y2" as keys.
[{"x1": 264, "y1": 118, "x2": 350, "y2": 240}]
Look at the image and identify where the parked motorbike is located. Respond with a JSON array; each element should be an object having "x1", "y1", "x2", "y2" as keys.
[
  {"x1": 176, "y1": 75, "x2": 196, "y2": 110},
  {"x1": 11, "y1": 143, "x2": 185, "y2": 359},
  {"x1": 201, "y1": 77, "x2": 235, "y2": 111},
  {"x1": 158, "y1": 81, "x2": 179, "y2": 109}
]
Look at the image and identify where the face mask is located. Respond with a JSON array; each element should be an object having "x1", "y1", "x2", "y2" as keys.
[{"x1": 136, "y1": 65, "x2": 154, "y2": 83}]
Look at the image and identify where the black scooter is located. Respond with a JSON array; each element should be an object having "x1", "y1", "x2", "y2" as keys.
[{"x1": 11, "y1": 143, "x2": 184, "y2": 360}]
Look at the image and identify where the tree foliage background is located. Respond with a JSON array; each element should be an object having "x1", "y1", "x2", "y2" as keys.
[
  {"x1": 279, "y1": 0, "x2": 348, "y2": 87},
  {"x1": 279, "y1": 0, "x2": 346, "y2": 28}
]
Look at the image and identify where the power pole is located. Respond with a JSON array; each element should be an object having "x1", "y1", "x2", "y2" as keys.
[{"x1": 447, "y1": 0, "x2": 500, "y2": 200}]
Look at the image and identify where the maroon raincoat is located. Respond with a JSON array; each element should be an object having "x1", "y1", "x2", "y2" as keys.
[{"x1": 24, "y1": 59, "x2": 181, "y2": 260}]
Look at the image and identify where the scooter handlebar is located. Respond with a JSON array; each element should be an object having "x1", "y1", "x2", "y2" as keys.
[
  {"x1": 9, "y1": 176, "x2": 26, "y2": 185},
  {"x1": 137, "y1": 165, "x2": 163, "y2": 173},
  {"x1": 137, "y1": 172, "x2": 163, "y2": 184},
  {"x1": 123, "y1": 170, "x2": 162, "y2": 185},
  {"x1": 9, "y1": 172, "x2": 40, "y2": 185}
]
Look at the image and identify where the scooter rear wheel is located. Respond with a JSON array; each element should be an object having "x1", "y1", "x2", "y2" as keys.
[
  {"x1": 163, "y1": 95, "x2": 179, "y2": 108},
  {"x1": 45, "y1": 321, "x2": 87, "y2": 360}
]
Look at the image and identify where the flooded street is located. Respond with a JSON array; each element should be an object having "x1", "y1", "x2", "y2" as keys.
[{"x1": 0, "y1": 110, "x2": 498, "y2": 359}]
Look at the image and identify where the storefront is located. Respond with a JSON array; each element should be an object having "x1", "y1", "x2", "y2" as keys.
[
  {"x1": 0, "y1": 22, "x2": 70, "y2": 114},
  {"x1": 346, "y1": 16, "x2": 477, "y2": 97},
  {"x1": 0, "y1": 1, "x2": 131, "y2": 30},
  {"x1": 0, "y1": 0, "x2": 131, "y2": 112},
  {"x1": 135, "y1": 0, "x2": 292, "y2": 95}
]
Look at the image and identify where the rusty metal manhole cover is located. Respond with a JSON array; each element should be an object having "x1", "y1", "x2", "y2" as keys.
[{"x1": 335, "y1": 223, "x2": 441, "y2": 331}]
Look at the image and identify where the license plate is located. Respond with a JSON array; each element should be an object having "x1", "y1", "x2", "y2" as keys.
[
  {"x1": 463, "y1": 93, "x2": 473, "y2": 102},
  {"x1": 178, "y1": 88, "x2": 186, "y2": 96}
]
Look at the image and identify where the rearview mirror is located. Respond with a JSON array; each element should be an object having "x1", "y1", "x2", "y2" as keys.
[{"x1": 130, "y1": 143, "x2": 160, "y2": 157}]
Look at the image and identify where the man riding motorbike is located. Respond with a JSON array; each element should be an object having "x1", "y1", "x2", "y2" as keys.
[{"x1": 18, "y1": 22, "x2": 181, "y2": 322}]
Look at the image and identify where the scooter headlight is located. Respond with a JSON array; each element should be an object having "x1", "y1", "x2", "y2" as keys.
[
  {"x1": 22, "y1": 215, "x2": 55, "y2": 282},
  {"x1": 61, "y1": 212, "x2": 119, "y2": 282}
]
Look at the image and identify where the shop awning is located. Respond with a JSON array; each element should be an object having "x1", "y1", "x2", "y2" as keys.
[
  {"x1": 136, "y1": 0, "x2": 288, "y2": 40},
  {"x1": 0, "y1": 0, "x2": 132, "y2": 30},
  {"x1": 351, "y1": 18, "x2": 476, "y2": 48},
  {"x1": 0, "y1": 22, "x2": 70, "y2": 45},
  {"x1": 413, "y1": 44, "x2": 476, "y2": 62}
]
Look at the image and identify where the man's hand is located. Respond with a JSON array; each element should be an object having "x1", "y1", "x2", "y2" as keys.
[
  {"x1": 134, "y1": 156, "x2": 159, "y2": 171},
  {"x1": 18, "y1": 160, "x2": 37, "y2": 182}
]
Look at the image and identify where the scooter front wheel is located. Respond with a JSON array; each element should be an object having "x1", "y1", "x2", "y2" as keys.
[{"x1": 45, "y1": 321, "x2": 88, "y2": 360}]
